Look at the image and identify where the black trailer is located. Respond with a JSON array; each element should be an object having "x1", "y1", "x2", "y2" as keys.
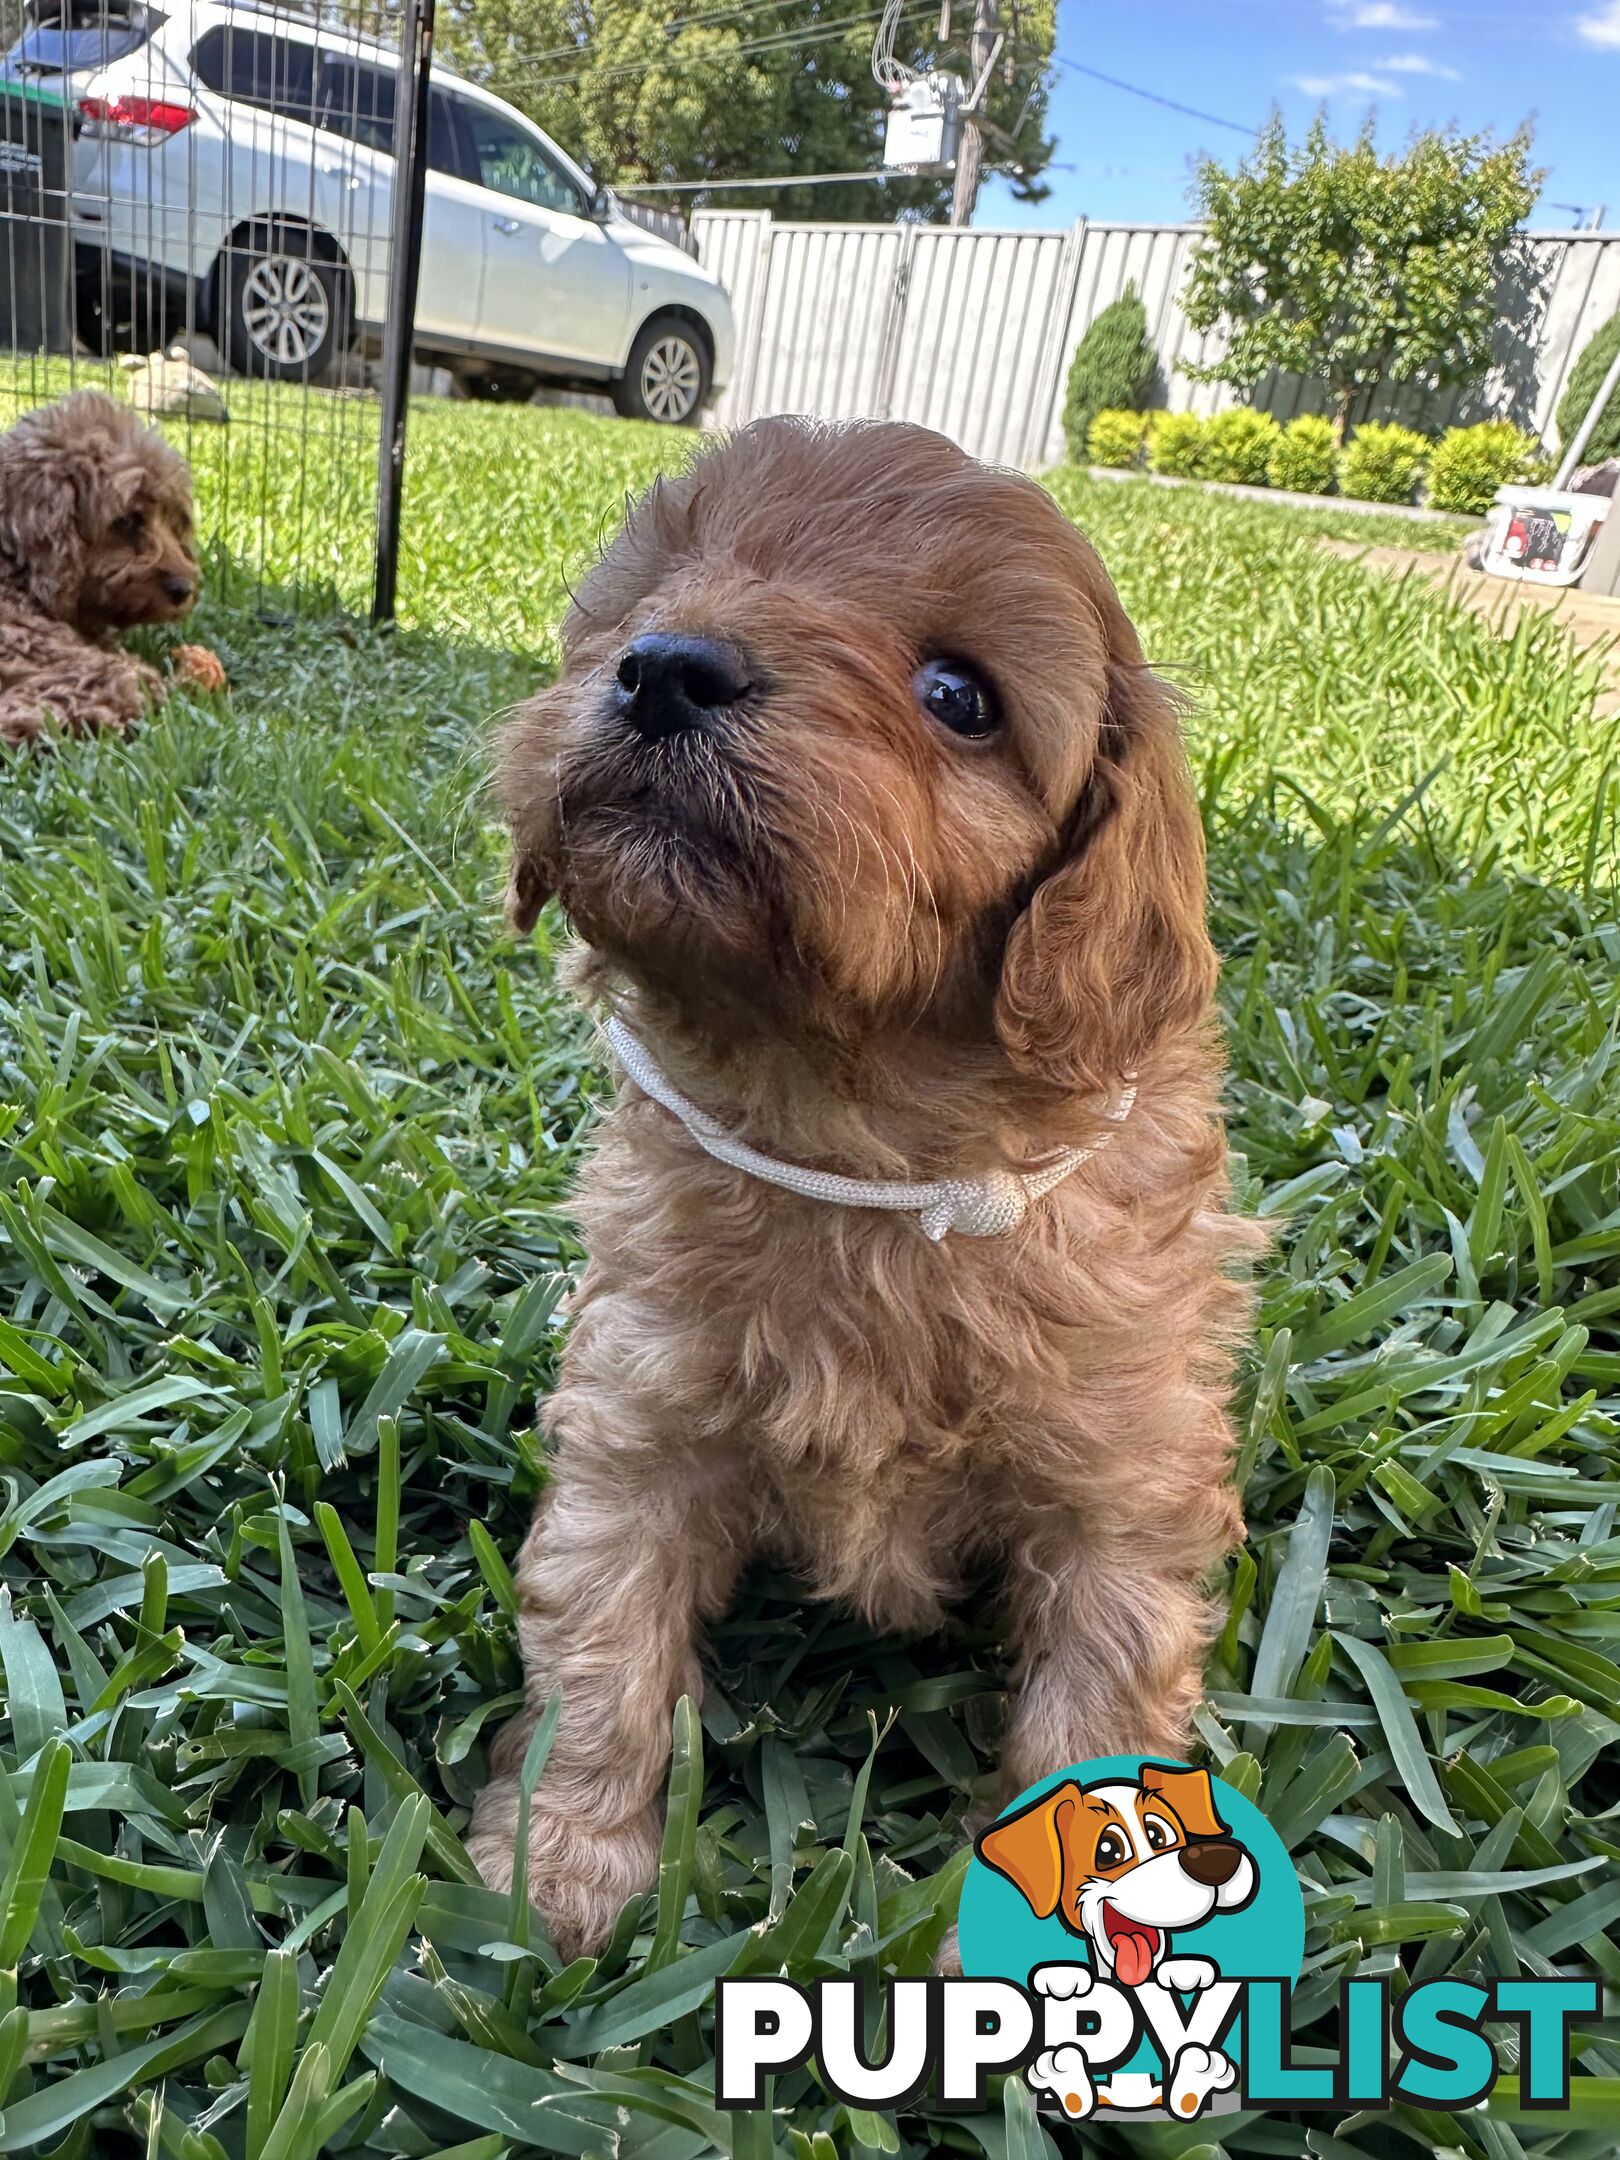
[{"x1": 0, "y1": 77, "x2": 73, "y2": 355}]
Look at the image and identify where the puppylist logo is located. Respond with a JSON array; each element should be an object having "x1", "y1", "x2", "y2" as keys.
[{"x1": 716, "y1": 1755, "x2": 1598, "y2": 2121}]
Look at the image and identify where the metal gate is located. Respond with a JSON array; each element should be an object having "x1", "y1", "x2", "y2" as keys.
[{"x1": 0, "y1": 0, "x2": 435, "y2": 622}]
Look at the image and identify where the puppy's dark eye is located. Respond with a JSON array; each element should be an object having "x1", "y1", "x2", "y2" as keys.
[
  {"x1": 1095, "y1": 1829, "x2": 1129, "y2": 1869},
  {"x1": 1144, "y1": 1816, "x2": 1174, "y2": 1851},
  {"x1": 913, "y1": 656, "x2": 998, "y2": 741},
  {"x1": 115, "y1": 511, "x2": 145, "y2": 540}
]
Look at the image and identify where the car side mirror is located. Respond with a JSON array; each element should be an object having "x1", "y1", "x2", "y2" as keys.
[{"x1": 588, "y1": 184, "x2": 613, "y2": 222}]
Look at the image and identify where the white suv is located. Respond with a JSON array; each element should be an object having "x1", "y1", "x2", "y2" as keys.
[{"x1": 3, "y1": 0, "x2": 734, "y2": 422}]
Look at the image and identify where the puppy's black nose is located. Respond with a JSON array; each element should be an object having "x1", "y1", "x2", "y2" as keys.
[
  {"x1": 615, "y1": 632, "x2": 753, "y2": 739},
  {"x1": 162, "y1": 575, "x2": 194, "y2": 605},
  {"x1": 1181, "y1": 1839, "x2": 1243, "y2": 1887}
]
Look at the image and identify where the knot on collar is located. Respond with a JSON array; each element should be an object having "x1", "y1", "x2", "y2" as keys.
[{"x1": 917, "y1": 1169, "x2": 1032, "y2": 1240}]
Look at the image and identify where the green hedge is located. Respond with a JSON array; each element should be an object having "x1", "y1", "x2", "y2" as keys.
[
  {"x1": 1556, "y1": 312, "x2": 1620, "y2": 466},
  {"x1": 1427, "y1": 421, "x2": 1549, "y2": 514},
  {"x1": 1338, "y1": 422, "x2": 1431, "y2": 506},
  {"x1": 1062, "y1": 286, "x2": 1159, "y2": 463},
  {"x1": 1087, "y1": 407, "x2": 1551, "y2": 513},
  {"x1": 1087, "y1": 408, "x2": 1153, "y2": 468},
  {"x1": 1200, "y1": 408, "x2": 1280, "y2": 484},
  {"x1": 1268, "y1": 414, "x2": 1338, "y2": 495},
  {"x1": 1148, "y1": 410, "x2": 1207, "y2": 478}
]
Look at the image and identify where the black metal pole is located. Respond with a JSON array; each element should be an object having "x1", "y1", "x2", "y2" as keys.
[{"x1": 372, "y1": 0, "x2": 436, "y2": 628}]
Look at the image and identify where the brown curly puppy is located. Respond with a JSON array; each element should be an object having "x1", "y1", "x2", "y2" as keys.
[
  {"x1": 472, "y1": 418, "x2": 1259, "y2": 1958},
  {"x1": 0, "y1": 390, "x2": 208, "y2": 746}
]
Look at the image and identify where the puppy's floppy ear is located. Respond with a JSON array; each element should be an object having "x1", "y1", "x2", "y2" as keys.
[
  {"x1": 975, "y1": 1780, "x2": 1082, "y2": 1920},
  {"x1": 995, "y1": 608, "x2": 1216, "y2": 1098},
  {"x1": 506, "y1": 852, "x2": 553, "y2": 935},
  {"x1": 0, "y1": 443, "x2": 87, "y2": 621},
  {"x1": 1139, "y1": 1764, "x2": 1229, "y2": 1841},
  {"x1": 497, "y1": 687, "x2": 565, "y2": 933},
  {"x1": 93, "y1": 461, "x2": 148, "y2": 526}
]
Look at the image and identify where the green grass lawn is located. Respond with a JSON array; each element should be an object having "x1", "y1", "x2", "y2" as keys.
[{"x1": 1, "y1": 393, "x2": 1618, "y2": 2159}]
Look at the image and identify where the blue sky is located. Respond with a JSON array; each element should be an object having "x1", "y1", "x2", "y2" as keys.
[{"x1": 976, "y1": 0, "x2": 1620, "y2": 230}]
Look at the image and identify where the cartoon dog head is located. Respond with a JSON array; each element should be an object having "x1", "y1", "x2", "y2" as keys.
[{"x1": 976, "y1": 1765, "x2": 1256, "y2": 1988}]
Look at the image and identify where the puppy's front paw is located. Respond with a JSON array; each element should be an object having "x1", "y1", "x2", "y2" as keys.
[
  {"x1": 171, "y1": 642, "x2": 227, "y2": 693},
  {"x1": 1166, "y1": 2042, "x2": 1235, "y2": 2120},
  {"x1": 1156, "y1": 1955, "x2": 1218, "y2": 1993},
  {"x1": 1032, "y1": 1961, "x2": 1094, "y2": 1999},
  {"x1": 467, "y1": 1783, "x2": 659, "y2": 1960},
  {"x1": 1027, "y1": 2045, "x2": 1094, "y2": 2119}
]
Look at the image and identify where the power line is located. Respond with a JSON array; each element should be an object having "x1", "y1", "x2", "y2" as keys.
[
  {"x1": 455, "y1": 10, "x2": 1255, "y2": 180},
  {"x1": 480, "y1": 5, "x2": 927, "y2": 93},
  {"x1": 660, "y1": 0, "x2": 836, "y2": 31},
  {"x1": 480, "y1": 22, "x2": 1253, "y2": 148},
  {"x1": 454, "y1": 0, "x2": 833, "y2": 73},
  {"x1": 613, "y1": 162, "x2": 1022, "y2": 191},
  {"x1": 1051, "y1": 53, "x2": 1255, "y2": 138}
]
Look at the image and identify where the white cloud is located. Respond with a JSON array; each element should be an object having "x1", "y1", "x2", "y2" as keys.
[
  {"x1": 1294, "y1": 70, "x2": 1402, "y2": 94},
  {"x1": 1331, "y1": 3, "x2": 1440, "y2": 28},
  {"x1": 1575, "y1": 0, "x2": 1620, "y2": 47},
  {"x1": 1376, "y1": 49, "x2": 1462, "y2": 74}
]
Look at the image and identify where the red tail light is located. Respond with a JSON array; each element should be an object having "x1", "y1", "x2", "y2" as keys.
[{"x1": 79, "y1": 94, "x2": 197, "y2": 144}]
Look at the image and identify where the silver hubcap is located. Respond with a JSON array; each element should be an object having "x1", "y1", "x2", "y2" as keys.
[
  {"x1": 242, "y1": 254, "x2": 330, "y2": 368},
  {"x1": 640, "y1": 334, "x2": 701, "y2": 422}
]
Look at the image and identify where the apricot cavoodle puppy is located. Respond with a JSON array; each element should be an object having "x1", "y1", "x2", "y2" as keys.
[
  {"x1": 0, "y1": 390, "x2": 220, "y2": 748},
  {"x1": 472, "y1": 417, "x2": 1258, "y2": 1957}
]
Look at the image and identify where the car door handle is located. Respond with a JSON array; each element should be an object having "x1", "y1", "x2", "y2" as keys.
[{"x1": 491, "y1": 216, "x2": 523, "y2": 235}]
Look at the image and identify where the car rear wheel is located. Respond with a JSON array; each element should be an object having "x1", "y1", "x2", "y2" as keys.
[
  {"x1": 612, "y1": 314, "x2": 710, "y2": 426},
  {"x1": 224, "y1": 236, "x2": 347, "y2": 383}
]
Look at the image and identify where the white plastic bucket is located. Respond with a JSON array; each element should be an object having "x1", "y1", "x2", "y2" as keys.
[{"x1": 1480, "y1": 487, "x2": 1610, "y2": 588}]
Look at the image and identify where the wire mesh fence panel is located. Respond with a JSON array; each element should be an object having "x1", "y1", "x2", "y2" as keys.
[
  {"x1": 1, "y1": 0, "x2": 740, "y2": 643},
  {"x1": 0, "y1": 0, "x2": 412, "y2": 619}
]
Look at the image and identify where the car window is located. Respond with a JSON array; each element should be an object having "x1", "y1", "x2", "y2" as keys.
[
  {"x1": 317, "y1": 58, "x2": 468, "y2": 179},
  {"x1": 4, "y1": 0, "x2": 159, "y2": 77},
  {"x1": 426, "y1": 92, "x2": 473, "y2": 180},
  {"x1": 461, "y1": 105, "x2": 584, "y2": 216},
  {"x1": 192, "y1": 25, "x2": 317, "y2": 124},
  {"x1": 5, "y1": 22, "x2": 154, "y2": 73},
  {"x1": 316, "y1": 53, "x2": 393, "y2": 154}
]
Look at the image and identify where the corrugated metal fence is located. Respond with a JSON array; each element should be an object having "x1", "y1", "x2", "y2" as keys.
[{"x1": 693, "y1": 211, "x2": 1620, "y2": 470}]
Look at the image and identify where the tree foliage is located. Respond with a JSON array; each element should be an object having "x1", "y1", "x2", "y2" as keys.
[
  {"x1": 441, "y1": 0, "x2": 1056, "y2": 222},
  {"x1": 1061, "y1": 283, "x2": 1159, "y2": 461},
  {"x1": 1183, "y1": 114, "x2": 1543, "y2": 434}
]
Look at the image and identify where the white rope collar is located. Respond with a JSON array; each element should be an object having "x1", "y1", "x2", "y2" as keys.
[{"x1": 602, "y1": 1016, "x2": 1137, "y2": 1241}]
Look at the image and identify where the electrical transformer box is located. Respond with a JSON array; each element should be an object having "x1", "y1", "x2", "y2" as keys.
[{"x1": 883, "y1": 72, "x2": 963, "y2": 172}]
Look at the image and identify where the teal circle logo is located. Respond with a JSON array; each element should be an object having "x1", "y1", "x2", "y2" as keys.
[{"x1": 959, "y1": 1756, "x2": 1305, "y2": 2123}]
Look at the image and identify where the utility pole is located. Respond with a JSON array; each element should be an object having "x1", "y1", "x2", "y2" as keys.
[{"x1": 950, "y1": 0, "x2": 996, "y2": 225}]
